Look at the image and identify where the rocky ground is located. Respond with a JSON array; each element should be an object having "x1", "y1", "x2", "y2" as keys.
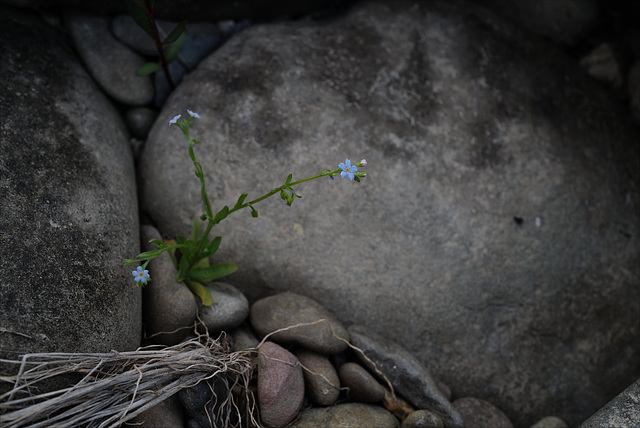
[{"x1": 1, "y1": 0, "x2": 639, "y2": 427}]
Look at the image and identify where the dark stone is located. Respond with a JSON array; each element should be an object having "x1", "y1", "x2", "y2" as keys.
[{"x1": 0, "y1": 5, "x2": 140, "y2": 389}]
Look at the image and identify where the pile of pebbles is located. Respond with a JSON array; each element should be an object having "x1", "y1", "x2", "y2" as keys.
[{"x1": 137, "y1": 226, "x2": 566, "y2": 428}]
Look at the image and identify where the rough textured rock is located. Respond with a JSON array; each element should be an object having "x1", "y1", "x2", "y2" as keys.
[
  {"x1": 0, "y1": 5, "x2": 141, "y2": 381},
  {"x1": 257, "y1": 341, "x2": 305, "y2": 428},
  {"x1": 63, "y1": 12, "x2": 154, "y2": 105},
  {"x1": 349, "y1": 325, "x2": 464, "y2": 428},
  {"x1": 453, "y1": 397, "x2": 514, "y2": 428},
  {"x1": 578, "y1": 378, "x2": 640, "y2": 428},
  {"x1": 290, "y1": 403, "x2": 399, "y2": 428},
  {"x1": 139, "y1": 1, "x2": 640, "y2": 426},
  {"x1": 250, "y1": 292, "x2": 349, "y2": 354},
  {"x1": 140, "y1": 225, "x2": 198, "y2": 346}
]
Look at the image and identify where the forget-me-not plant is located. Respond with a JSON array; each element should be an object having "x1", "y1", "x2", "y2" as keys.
[{"x1": 125, "y1": 110, "x2": 367, "y2": 305}]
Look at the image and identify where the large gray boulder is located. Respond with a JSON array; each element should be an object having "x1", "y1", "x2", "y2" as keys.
[
  {"x1": 139, "y1": 1, "x2": 640, "y2": 425},
  {"x1": 0, "y1": 6, "x2": 141, "y2": 380}
]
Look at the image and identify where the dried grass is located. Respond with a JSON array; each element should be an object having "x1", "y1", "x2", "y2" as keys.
[{"x1": 0, "y1": 325, "x2": 259, "y2": 428}]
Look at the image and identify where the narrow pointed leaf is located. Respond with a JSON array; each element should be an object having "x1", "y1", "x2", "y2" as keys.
[
  {"x1": 233, "y1": 193, "x2": 248, "y2": 210},
  {"x1": 186, "y1": 262, "x2": 237, "y2": 283},
  {"x1": 213, "y1": 206, "x2": 229, "y2": 224},
  {"x1": 164, "y1": 30, "x2": 187, "y2": 63},
  {"x1": 190, "y1": 217, "x2": 201, "y2": 241},
  {"x1": 285, "y1": 173, "x2": 293, "y2": 185},
  {"x1": 206, "y1": 236, "x2": 222, "y2": 255},
  {"x1": 125, "y1": 0, "x2": 154, "y2": 39},
  {"x1": 163, "y1": 20, "x2": 188, "y2": 45},
  {"x1": 136, "y1": 62, "x2": 163, "y2": 76},
  {"x1": 185, "y1": 280, "x2": 213, "y2": 306}
]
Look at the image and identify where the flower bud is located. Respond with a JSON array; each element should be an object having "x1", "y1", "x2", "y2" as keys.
[
  {"x1": 280, "y1": 190, "x2": 289, "y2": 200},
  {"x1": 286, "y1": 195, "x2": 294, "y2": 206},
  {"x1": 357, "y1": 159, "x2": 367, "y2": 167}
]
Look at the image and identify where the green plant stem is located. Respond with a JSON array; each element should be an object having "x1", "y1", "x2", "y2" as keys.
[{"x1": 144, "y1": 0, "x2": 175, "y2": 90}]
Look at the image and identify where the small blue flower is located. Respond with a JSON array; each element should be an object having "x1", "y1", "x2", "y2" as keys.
[
  {"x1": 187, "y1": 109, "x2": 200, "y2": 119},
  {"x1": 339, "y1": 158, "x2": 357, "y2": 180},
  {"x1": 132, "y1": 266, "x2": 150, "y2": 284},
  {"x1": 169, "y1": 114, "x2": 181, "y2": 126}
]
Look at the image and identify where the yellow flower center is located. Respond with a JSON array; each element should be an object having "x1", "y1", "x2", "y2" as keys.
[
  {"x1": 139, "y1": 272, "x2": 145, "y2": 277},
  {"x1": 345, "y1": 167, "x2": 350, "y2": 172}
]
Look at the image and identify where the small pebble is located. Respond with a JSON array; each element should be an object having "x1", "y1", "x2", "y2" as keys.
[
  {"x1": 125, "y1": 107, "x2": 157, "y2": 139},
  {"x1": 402, "y1": 409, "x2": 444, "y2": 428},
  {"x1": 289, "y1": 403, "x2": 399, "y2": 428},
  {"x1": 257, "y1": 341, "x2": 305, "y2": 428},
  {"x1": 140, "y1": 225, "x2": 198, "y2": 346},
  {"x1": 295, "y1": 349, "x2": 340, "y2": 406},
  {"x1": 251, "y1": 292, "x2": 349, "y2": 354},
  {"x1": 199, "y1": 282, "x2": 249, "y2": 332},
  {"x1": 339, "y1": 362, "x2": 386, "y2": 403},
  {"x1": 453, "y1": 397, "x2": 514, "y2": 428},
  {"x1": 63, "y1": 12, "x2": 154, "y2": 105},
  {"x1": 530, "y1": 415, "x2": 569, "y2": 428}
]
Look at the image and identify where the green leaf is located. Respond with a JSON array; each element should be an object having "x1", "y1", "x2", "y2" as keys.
[
  {"x1": 233, "y1": 193, "x2": 248, "y2": 210},
  {"x1": 213, "y1": 206, "x2": 229, "y2": 224},
  {"x1": 125, "y1": 0, "x2": 154, "y2": 39},
  {"x1": 185, "y1": 280, "x2": 213, "y2": 306},
  {"x1": 206, "y1": 236, "x2": 222, "y2": 256},
  {"x1": 190, "y1": 217, "x2": 201, "y2": 241},
  {"x1": 163, "y1": 20, "x2": 187, "y2": 45},
  {"x1": 164, "y1": 30, "x2": 187, "y2": 63},
  {"x1": 136, "y1": 62, "x2": 163, "y2": 76},
  {"x1": 285, "y1": 173, "x2": 293, "y2": 185},
  {"x1": 186, "y1": 262, "x2": 237, "y2": 283}
]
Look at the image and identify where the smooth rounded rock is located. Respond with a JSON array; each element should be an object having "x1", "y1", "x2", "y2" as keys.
[
  {"x1": 401, "y1": 410, "x2": 444, "y2": 428},
  {"x1": 125, "y1": 107, "x2": 158, "y2": 139},
  {"x1": 531, "y1": 415, "x2": 569, "y2": 428},
  {"x1": 250, "y1": 292, "x2": 349, "y2": 354},
  {"x1": 64, "y1": 12, "x2": 154, "y2": 105},
  {"x1": 199, "y1": 282, "x2": 249, "y2": 332},
  {"x1": 349, "y1": 325, "x2": 464, "y2": 428},
  {"x1": 229, "y1": 323, "x2": 260, "y2": 352},
  {"x1": 290, "y1": 403, "x2": 399, "y2": 428},
  {"x1": 339, "y1": 362, "x2": 386, "y2": 403},
  {"x1": 453, "y1": 397, "x2": 514, "y2": 428},
  {"x1": 141, "y1": 225, "x2": 198, "y2": 346},
  {"x1": 295, "y1": 349, "x2": 340, "y2": 406},
  {"x1": 139, "y1": 2, "x2": 640, "y2": 425},
  {"x1": 257, "y1": 341, "x2": 304, "y2": 428}
]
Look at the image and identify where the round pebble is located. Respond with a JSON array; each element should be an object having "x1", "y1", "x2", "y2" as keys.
[
  {"x1": 339, "y1": 362, "x2": 386, "y2": 403},
  {"x1": 63, "y1": 12, "x2": 154, "y2": 105},
  {"x1": 295, "y1": 349, "x2": 340, "y2": 406},
  {"x1": 289, "y1": 403, "x2": 399, "y2": 428},
  {"x1": 199, "y1": 282, "x2": 249, "y2": 332},
  {"x1": 453, "y1": 397, "x2": 514, "y2": 428},
  {"x1": 250, "y1": 292, "x2": 349, "y2": 354},
  {"x1": 402, "y1": 410, "x2": 444, "y2": 428},
  {"x1": 257, "y1": 341, "x2": 304, "y2": 428},
  {"x1": 530, "y1": 415, "x2": 569, "y2": 428}
]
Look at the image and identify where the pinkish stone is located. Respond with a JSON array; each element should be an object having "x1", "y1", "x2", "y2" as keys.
[{"x1": 257, "y1": 341, "x2": 305, "y2": 428}]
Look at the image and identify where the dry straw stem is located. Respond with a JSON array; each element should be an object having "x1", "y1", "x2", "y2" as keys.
[{"x1": 0, "y1": 328, "x2": 259, "y2": 428}]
